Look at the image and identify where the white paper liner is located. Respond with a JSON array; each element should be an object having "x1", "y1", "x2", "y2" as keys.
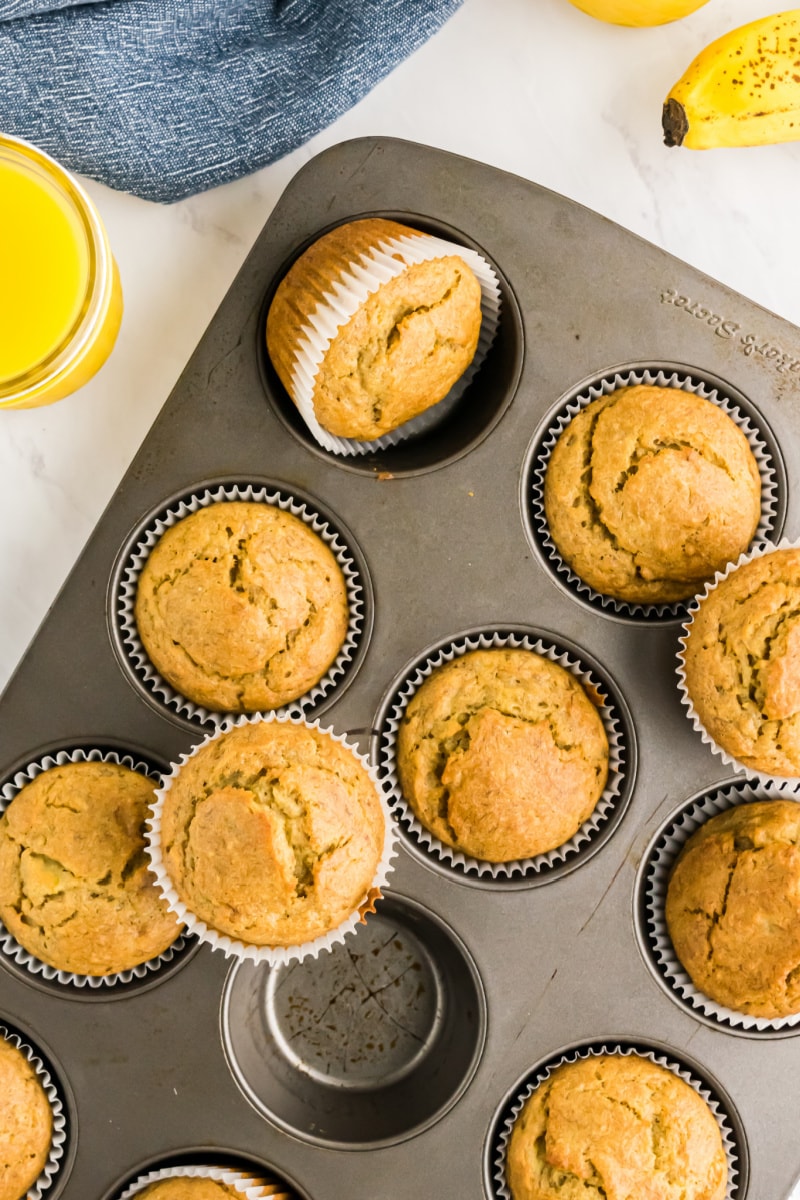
[
  {"x1": 678, "y1": 537, "x2": 800, "y2": 790},
  {"x1": 0, "y1": 747, "x2": 189, "y2": 990},
  {"x1": 530, "y1": 367, "x2": 779, "y2": 620},
  {"x1": 0, "y1": 1022, "x2": 68, "y2": 1200},
  {"x1": 115, "y1": 483, "x2": 365, "y2": 728},
  {"x1": 376, "y1": 630, "x2": 626, "y2": 880},
  {"x1": 645, "y1": 780, "x2": 800, "y2": 1032},
  {"x1": 146, "y1": 712, "x2": 397, "y2": 966},
  {"x1": 491, "y1": 1042, "x2": 739, "y2": 1200},
  {"x1": 287, "y1": 230, "x2": 501, "y2": 456},
  {"x1": 117, "y1": 1163, "x2": 295, "y2": 1199}
]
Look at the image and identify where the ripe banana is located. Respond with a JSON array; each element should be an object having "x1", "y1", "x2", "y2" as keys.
[
  {"x1": 567, "y1": 0, "x2": 709, "y2": 26},
  {"x1": 663, "y1": 9, "x2": 800, "y2": 148}
]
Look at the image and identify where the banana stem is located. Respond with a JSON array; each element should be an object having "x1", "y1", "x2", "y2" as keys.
[{"x1": 662, "y1": 97, "x2": 689, "y2": 147}]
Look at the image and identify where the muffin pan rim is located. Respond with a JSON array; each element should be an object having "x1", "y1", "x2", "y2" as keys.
[{"x1": 4, "y1": 136, "x2": 800, "y2": 1197}]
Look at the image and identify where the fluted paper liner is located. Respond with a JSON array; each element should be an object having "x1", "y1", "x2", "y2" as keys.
[
  {"x1": 0, "y1": 747, "x2": 189, "y2": 990},
  {"x1": 677, "y1": 537, "x2": 800, "y2": 789},
  {"x1": 115, "y1": 483, "x2": 365, "y2": 728},
  {"x1": 377, "y1": 630, "x2": 626, "y2": 881},
  {"x1": 285, "y1": 230, "x2": 501, "y2": 455},
  {"x1": 531, "y1": 367, "x2": 778, "y2": 620},
  {"x1": 146, "y1": 713, "x2": 397, "y2": 966},
  {"x1": 491, "y1": 1043, "x2": 739, "y2": 1200},
  {"x1": 645, "y1": 780, "x2": 800, "y2": 1032},
  {"x1": 117, "y1": 1163, "x2": 295, "y2": 1199},
  {"x1": 0, "y1": 1022, "x2": 68, "y2": 1200}
]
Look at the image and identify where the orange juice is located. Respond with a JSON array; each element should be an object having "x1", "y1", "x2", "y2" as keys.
[{"x1": 0, "y1": 134, "x2": 122, "y2": 409}]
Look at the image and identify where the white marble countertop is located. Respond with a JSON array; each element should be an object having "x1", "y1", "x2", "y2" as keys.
[{"x1": 3, "y1": 0, "x2": 800, "y2": 694}]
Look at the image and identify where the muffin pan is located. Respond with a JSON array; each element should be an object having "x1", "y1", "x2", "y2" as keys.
[{"x1": 2, "y1": 136, "x2": 800, "y2": 1198}]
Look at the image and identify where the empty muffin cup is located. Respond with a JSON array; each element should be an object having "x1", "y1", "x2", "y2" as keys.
[
  {"x1": 487, "y1": 1040, "x2": 744, "y2": 1200},
  {"x1": 0, "y1": 746, "x2": 191, "y2": 995},
  {"x1": 639, "y1": 780, "x2": 800, "y2": 1035},
  {"x1": 374, "y1": 628, "x2": 633, "y2": 886},
  {"x1": 527, "y1": 366, "x2": 779, "y2": 622},
  {"x1": 220, "y1": 892, "x2": 486, "y2": 1148},
  {"x1": 112, "y1": 481, "x2": 368, "y2": 730}
]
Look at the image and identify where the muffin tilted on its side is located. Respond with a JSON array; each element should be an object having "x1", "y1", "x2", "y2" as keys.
[
  {"x1": 681, "y1": 546, "x2": 800, "y2": 776},
  {"x1": 506, "y1": 1054, "x2": 727, "y2": 1200},
  {"x1": 666, "y1": 800, "x2": 800, "y2": 1018},
  {"x1": 396, "y1": 648, "x2": 608, "y2": 862},
  {"x1": 266, "y1": 217, "x2": 484, "y2": 441},
  {"x1": 134, "y1": 501, "x2": 349, "y2": 713},
  {"x1": 544, "y1": 385, "x2": 761, "y2": 604},
  {"x1": 0, "y1": 760, "x2": 183, "y2": 976},
  {"x1": 0, "y1": 1037, "x2": 53, "y2": 1200},
  {"x1": 154, "y1": 719, "x2": 387, "y2": 950}
]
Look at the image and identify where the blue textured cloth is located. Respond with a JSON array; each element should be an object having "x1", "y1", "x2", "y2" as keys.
[{"x1": 0, "y1": 0, "x2": 463, "y2": 202}]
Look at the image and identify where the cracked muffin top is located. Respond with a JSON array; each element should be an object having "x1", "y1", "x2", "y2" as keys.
[
  {"x1": 134, "y1": 501, "x2": 349, "y2": 713},
  {"x1": 0, "y1": 760, "x2": 183, "y2": 976},
  {"x1": 395, "y1": 648, "x2": 609, "y2": 862},
  {"x1": 506, "y1": 1053, "x2": 727, "y2": 1200},
  {"x1": 682, "y1": 547, "x2": 800, "y2": 776},
  {"x1": 266, "y1": 217, "x2": 483, "y2": 440},
  {"x1": 158, "y1": 720, "x2": 386, "y2": 947},
  {"x1": 0, "y1": 1036, "x2": 53, "y2": 1200},
  {"x1": 666, "y1": 800, "x2": 800, "y2": 1018},
  {"x1": 543, "y1": 385, "x2": 761, "y2": 605}
]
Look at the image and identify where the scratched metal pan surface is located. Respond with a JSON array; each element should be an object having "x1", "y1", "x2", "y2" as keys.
[{"x1": 1, "y1": 136, "x2": 800, "y2": 1200}]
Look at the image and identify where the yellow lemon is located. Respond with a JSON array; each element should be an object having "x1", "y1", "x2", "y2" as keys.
[{"x1": 566, "y1": 0, "x2": 711, "y2": 26}]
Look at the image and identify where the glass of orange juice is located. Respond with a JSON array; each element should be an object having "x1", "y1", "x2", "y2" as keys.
[{"x1": 0, "y1": 133, "x2": 123, "y2": 410}]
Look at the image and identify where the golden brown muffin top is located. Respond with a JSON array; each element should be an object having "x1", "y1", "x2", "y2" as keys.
[
  {"x1": 138, "y1": 1180, "x2": 250, "y2": 1200},
  {"x1": 507, "y1": 1054, "x2": 727, "y2": 1200},
  {"x1": 666, "y1": 800, "x2": 800, "y2": 1018},
  {"x1": 544, "y1": 385, "x2": 761, "y2": 604},
  {"x1": 266, "y1": 217, "x2": 483, "y2": 440},
  {"x1": 682, "y1": 547, "x2": 800, "y2": 776},
  {"x1": 134, "y1": 502, "x2": 349, "y2": 713},
  {"x1": 395, "y1": 648, "x2": 608, "y2": 862},
  {"x1": 138, "y1": 1181, "x2": 292, "y2": 1200},
  {"x1": 0, "y1": 761, "x2": 183, "y2": 976},
  {"x1": 159, "y1": 721, "x2": 385, "y2": 947},
  {"x1": 0, "y1": 1037, "x2": 53, "y2": 1200}
]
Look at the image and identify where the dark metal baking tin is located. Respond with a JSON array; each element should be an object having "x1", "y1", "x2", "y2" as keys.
[{"x1": 2, "y1": 137, "x2": 800, "y2": 1199}]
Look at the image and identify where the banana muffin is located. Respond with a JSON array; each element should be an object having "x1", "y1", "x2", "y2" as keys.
[
  {"x1": 134, "y1": 501, "x2": 349, "y2": 713},
  {"x1": 0, "y1": 760, "x2": 183, "y2": 976},
  {"x1": 506, "y1": 1054, "x2": 727, "y2": 1200},
  {"x1": 681, "y1": 546, "x2": 800, "y2": 776},
  {"x1": 157, "y1": 720, "x2": 386, "y2": 947},
  {"x1": 266, "y1": 217, "x2": 483, "y2": 440},
  {"x1": 544, "y1": 385, "x2": 761, "y2": 604},
  {"x1": 136, "y1": 1183, "x2": 244, "y2": 1200},
  {"x1": 0, "y1": 1036, "x2": 53, "y2": 1200},
  {"x1": 395, "y1": 648, "x2": 609, "y2": 862},
  {"x1": 666, "y1": 800, "x2": 800, "y2": 1018},
  {"x1": 136, "y1": 1178, "x2": 291, "y2": 1200}
]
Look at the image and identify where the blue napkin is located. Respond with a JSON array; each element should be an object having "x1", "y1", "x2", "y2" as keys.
[{"x1": 0, "y1": 0, "x2": 463, "y2": 202}]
